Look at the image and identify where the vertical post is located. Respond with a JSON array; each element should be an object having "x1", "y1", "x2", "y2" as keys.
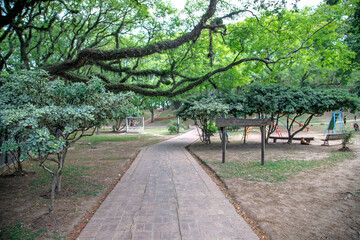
[
  {"x1": 243, "y1": 115, "x2": 247, "y2": 144},
  {"x1": 177, "y1": 116, "x2": 180, "y2": 133},
  {"x1": 221, "y1": 127, "x2": 226, "y2": 163},
  {"x1": 126, "y1": 117, "x2": 129, "y2": 133},
  {"x1": 204, "y1": 119, "x2": 208, "y2": 144},
  {"x1": 261, "y1": 126, "x2": 265, "y2": 165},
  {"x1": 243, "y1": 127, "x2": 247, "y2": 144}
]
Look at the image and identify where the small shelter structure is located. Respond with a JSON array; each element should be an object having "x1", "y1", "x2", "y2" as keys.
[{"x1": 216, "y1": 118, "x2": 271, "y2": 165}]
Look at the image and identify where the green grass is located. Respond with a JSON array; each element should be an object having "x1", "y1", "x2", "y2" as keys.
[
  {"x1": 150, "y1": 118, "x2": 176, "y2": 126},
  {"x1": 156, "y1": 110, "x2": 177, "y2": 118},
  {"x1": 0, "y1": 222, "x2": 46, "y2": 240},
  {"x1": 142, "y1": 110, "x2": 152, "y2": 120},
  {"x1": 99, "y1": 155, "x2": 119, "y2": 161},
  {"x1": 0, "y1": 222, "x2": 66, "y2": 240},
  {"x1": 80, "y1": 134, "x2": 146, "y2": 144},
  {"x1": 214, "y1": 151, "x2": 355, "y2": 182},
  {"x1": 27, "y1": 163, "x2": 103, "y2": 197}
]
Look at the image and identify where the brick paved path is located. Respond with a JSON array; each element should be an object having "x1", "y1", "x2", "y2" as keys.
[{"x1": 78, "y1": 129, "x2": 258, "y2": 240}]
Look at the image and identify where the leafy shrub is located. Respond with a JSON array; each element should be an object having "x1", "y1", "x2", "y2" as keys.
[
  {"x1": 207, "y1": 122, "x2": 218, "y2": 135},
  {"x1": 167, "y1": 120, "x2": 185, "y2": 134},
  {"x1": 177, "y1": 95, "x2": 228, "y2": 143}
]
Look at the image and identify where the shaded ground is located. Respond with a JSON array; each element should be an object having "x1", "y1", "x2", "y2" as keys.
[
  {"x1": 0, "y1": 130, "x2": 174, "y2": 239},
  {"x1": 189, "y1": 129, "x2": 360, "y2": 240},
  {"x1": 1, "y1": 111, "x2": 359, "y2": 239}
]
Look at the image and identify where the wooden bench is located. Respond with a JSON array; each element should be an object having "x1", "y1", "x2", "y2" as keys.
[
  {"x1": 321, "y1": 133, "x2": 348, "y2": 146},
  {"x1": 269, "y1": 136, "x2": 314, "y2": 143}
]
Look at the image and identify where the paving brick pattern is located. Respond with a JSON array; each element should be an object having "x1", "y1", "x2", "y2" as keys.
[{"x1": 78, "y1": 130, "x2": 258, "y2": 240}]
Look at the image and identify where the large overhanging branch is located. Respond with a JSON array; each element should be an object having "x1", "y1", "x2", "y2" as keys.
[
  {"x1": 36, "y1": 0, "x2": 334, "y2": 97},
  {"x1": 60, "y1": 42, "x2": 307, "y2": 96},
  {"x1": 106, "y1": 57, "x2": 275, "y2": 96},
  {"x1": 93, "y1": 61, "x2": 170, "y2": 78},
  {"x1": 42, "y1": 0, "x2": 218, "y2": 76}
]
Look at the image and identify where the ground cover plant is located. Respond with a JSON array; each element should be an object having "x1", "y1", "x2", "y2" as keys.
[{"x1": 177, "y1": 95, "x2": 229, "y2": 143}]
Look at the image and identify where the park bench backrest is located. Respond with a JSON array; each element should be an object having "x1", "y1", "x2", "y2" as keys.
[{"x1": 326, "y1": 133, "x2": 347, "y2": 140}]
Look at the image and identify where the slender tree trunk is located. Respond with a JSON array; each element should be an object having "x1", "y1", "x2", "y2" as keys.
[
  {"x1": 112, "y1": 118, "x2": 123, "y2": 132},
  {"x1": 49, "y1": 173, "x2": 57, "y2": 212},
  {"x1": 287, "y1": 114, "x2": 313, "y2": 144},
  {"x1": 286, "y1": 115, "x2": 292, "y2": 143},
  {"x1": 16, "y1": 146, "x2": 23, "y2": 172},
  {"x1": 56, "y1": 148, "x2": 68, "y2": 192},
  {"x1": 150, "y1": 109, "x2": 154, "y2": 122},
  {"x1": 243, "y1": 127, "x2": 247, "y2": 144},
  {"x1": 266, "y1": 114, "x2": 278, "y2": 144},
  {"x1": 300, "y1": 70, "x2": 310, "y2": 87},
  {"x1": 56, "y1": 170, "x2": 62, "y2": 192},
  {"x1": 204, "y1": 118, "x2": 210, "y2": 144}
]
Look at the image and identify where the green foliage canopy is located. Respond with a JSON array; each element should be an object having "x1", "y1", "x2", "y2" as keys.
[
  {"x1": 177, "y1": 95, "x2": 228, "y2": 143},
  {"x1": 1, "y1": 0, "x2": 357, "y2": 96},
  {"x1": 184, "y1": 83, "x2": 359, "y2": 143},
  {"x1": 0, "y1": 70, "x2": 126, "y2": 211}
]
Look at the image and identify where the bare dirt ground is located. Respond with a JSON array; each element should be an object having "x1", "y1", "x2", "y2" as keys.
[
  {"x1": 189, "y1": 128, "x2": 360, "y2": 240},
  {"x1": 0, "y1": 130, "x2": 174, "y2": 239},
  {"x1": 1, "y1": 112, "x2": 359, "y2": 240}
]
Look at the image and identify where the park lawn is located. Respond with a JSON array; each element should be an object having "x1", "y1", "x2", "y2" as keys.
[
  {"x1": 142, "y1": 110, "x2": 152, "y2": 120},
  {"x1": 0, "y1": 129, "x2": 178, "y2": 240},
  {"x1": 156, "y1": 109, "x2": 178, "y2": 119},
  {"x1": 149, "y1": 116, "x2": 193, "y2": 128},
  {"x1": 80, "y1": 133, "x2": 151, "y2": 143},
  {"x1": 206, "y1": 151, "x2": 355, "y2": 182},
  {"x1": 149, "y1": 117, "x2": 177, "y2": 126}
]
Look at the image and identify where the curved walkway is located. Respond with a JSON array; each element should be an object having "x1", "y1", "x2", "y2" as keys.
[{"x1": 78, "y1": 129, "x2": 258, "y2": 240}]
